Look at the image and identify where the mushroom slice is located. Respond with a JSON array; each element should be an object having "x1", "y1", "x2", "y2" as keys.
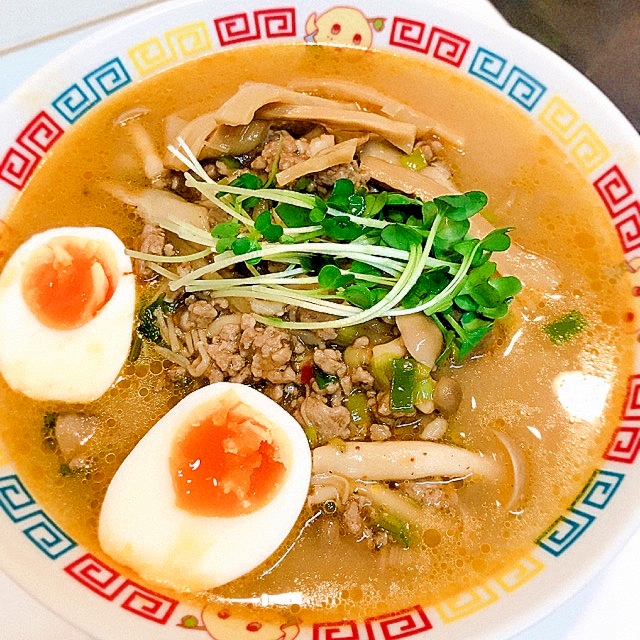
[
  {"x1": 312, "y1": 441, "x2": 500, "y2": 481},
  {"x1": 469, "y1": 214, "x2": 562, "y2": 292},
  {"x1": 164, "y1": 111, "x2": 218, "y2": 170},
  {"x1": 395, "y1": 312, "x2": 443, "y2": 369}
]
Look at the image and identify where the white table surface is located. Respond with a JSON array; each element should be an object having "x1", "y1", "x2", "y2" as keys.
[{"x1": 1, "y1": 1, "x2": 640, "y2": 638}]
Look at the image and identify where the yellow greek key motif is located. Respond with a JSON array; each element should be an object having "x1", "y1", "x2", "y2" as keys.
[
  {"x1": 539, "y1": 95, "x2": 610, "y2": 172},
  {"x1": 129, "y1": 22, "x2": 212, "y2": 76}
]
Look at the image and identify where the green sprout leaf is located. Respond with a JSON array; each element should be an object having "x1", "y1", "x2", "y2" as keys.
[
  {"x1": 321, "y1": 216, "x2": 365, "y2": 241},
  {"x1": 275, "y1": 202, "x2": 311, "y2": 227},
  {"x1": 255, "y1": 210, "x2": 284, "y2": 241},
  {"x1": 435, "y1": 191, "x2": 488, "y2": 221},
  {"x1": 381, "y1": 224, "x2": 423, "y2": 251},
  {"x1": 211, "y1": 221, "x2": 241, "y2": 238},
  {"x1": 318, "y1": 264, "x2": 355, "y2": 290}
]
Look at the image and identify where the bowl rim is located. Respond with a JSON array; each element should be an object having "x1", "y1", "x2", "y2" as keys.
[{"x1": 1, "y1": 1, "x2": 640, "y2": 639}]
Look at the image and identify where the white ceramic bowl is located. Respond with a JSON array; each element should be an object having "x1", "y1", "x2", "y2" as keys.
[{"x1": 1, "y1": 1, "x2": 640, "y2": 639}]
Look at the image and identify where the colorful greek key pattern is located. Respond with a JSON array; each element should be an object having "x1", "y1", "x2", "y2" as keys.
[
  {"x1": 593, "y1": 165, "x2": 640, "y2": 254},
  {"x1": 52, "y1": 57, "x2": 131, "y2": 124},
  {"x1": 389, "y1": 17, "x2": 470, "y2": 67},
  {"x1": 536, "y1": 509, "x2": 595, "y2": 557},
  {"x1": 214, "y1": 7, "x2": 297, "y2": 46},
  {"x1": 621, "y1": 374, "x2": 640, "y2": 420},
  {"x1": 64, "y1": 553, "x2": 179, "y2": 624},
  {"x1": 537, "y1": 469, "x2": 624, "y2": 556},
  {"x1": 539, "y1": 96, "x2": 610, "y2": 172},
  {"x1": 0, "y1": 111, "x2": 64, "y2": 190},
  {"x1": 0, "y1": 474, "x2": 76, "y2": 559},
  {"x1": 129, "y1": 21, "x2": 213, "y2": 76},
  {"x1": 576, "y1": 469, "x2": 624, "y2": 508},
  {"x1": 468, "y1": 47, "x2": 546, "y2": 111}
]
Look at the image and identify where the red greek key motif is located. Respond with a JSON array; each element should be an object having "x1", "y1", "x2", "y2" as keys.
[
  {"x1": 214, "y1": 12, "x2": 258, "y2": 44},
  {"x1": 0, "y1": 111, "x2": 63, "y2": 190},
  {"x1": 621, "y1": 374, "x2": 640, "y2": 420},
  {"x1": 605, "y1": 426, "x2": 640, "y2": 463},
  {"x1": 365, "y1": 605, "x2": 433, "y2": 639},
  {"x1": 64, "y1": 553, "x2": 178, "y2": 625},
  {"x1": 0, "y1": 147, "x2": 38, "y2": 190},
  {"x1": 426, "y1": 27, "x2": 470, "y2": 67},
  {"x1": 313, "y1": 620, "x2": 360, "y2": 640},
  {"x1": 119, "y1": 582, "x2": 178, "y2": 623},
  {"x1": 256, "y1": 8, "x2": 296, "y2": 38},
  {"x1": 594, "y1": 165, "x2": 634, "y2": 215},
  {"x1": 389, "y1": 17, "x2": 430, "y2": 53},
  {"x1": 64, "y1": 553, "x2": 123, "y2": 599},
  {"x1": 613, "y1": 203, "x2": 640, "y2": 252},
  {"x1": 593, "y1": 165, "x2": 640, "y2": 253},
  {"x1": 17, "y1": 111, "x2": 63, "y2": 154},
  {"x1": 214, "y1": 7, "x2": 296, "y2": 45}
]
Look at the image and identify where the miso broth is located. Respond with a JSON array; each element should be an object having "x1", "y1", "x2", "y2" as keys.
[{"x1": 0, "y1": 43, "x2": 635, "y2": 622}]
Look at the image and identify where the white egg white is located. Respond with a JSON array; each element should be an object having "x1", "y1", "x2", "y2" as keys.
[
  {"x1": 98, "y1": 382, "x2": 312, "y2": 592},
  {"x1": 0, "y1": 226, "x2": 135, "y2": 403}
]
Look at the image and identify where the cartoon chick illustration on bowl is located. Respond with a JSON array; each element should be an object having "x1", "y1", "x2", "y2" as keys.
[
  {"x1": 178, "y1": 603, "x2": 300, "y2": 640},
  {"x1": 305, "y1": 6, "x2": 385, "y2": 47}
]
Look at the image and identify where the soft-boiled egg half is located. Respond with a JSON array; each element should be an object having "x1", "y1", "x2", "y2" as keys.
[
  {"x1": 98, "y1": 382, "x2": 312, "y2": 592},
  {"x1": 0, "y1": 226, "x2": 135, "y2": 403}
]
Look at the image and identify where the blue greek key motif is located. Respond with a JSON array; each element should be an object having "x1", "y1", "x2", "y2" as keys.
[
  {"x1": 469, "y1": 47, "x2": 546, "y2": 111},
  {"x1": 537, "y1": 508, "x2": 595, "y2": 557},
  {"x1": 0, "y1": 474, "x2": 76, "y2": 559},
  {"x1": 537, "y1": 468, "x2": 625, "y2": 557},
  {"x1": 469, "y1": 48, "x2": 508, "y2": 86},
  {"x1": 0, "y1": 474, "x2": 36, "y2": 522},
  {"x1": 576, "y1": 469, "x2": 624, "y2": 510},
  {"x1": 52, "y1": 57, "x2": 131, "y2": 124},
  {"x1": 23, "y1": 513, "x2": 76, "y2": 559}
]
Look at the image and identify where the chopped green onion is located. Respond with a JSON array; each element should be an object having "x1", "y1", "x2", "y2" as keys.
[
  {"x1": 345, "y1": 390, "x2": 372, "y2": 437},
  {"x1": 544, "y1": 310, "x2": 587, "y2": 344},
  {"x1": 401, "y1": 148, "x2": 428, "y2": 172},
  {"x1": 390, "y1": 358, "x2": 416, "y2": 412},
  {"x1": 314, "y1": 366, "x2": 339, "y2": 389},
  {"x1": 372, "y1": 509, "x2": 414, "y2": 548}
]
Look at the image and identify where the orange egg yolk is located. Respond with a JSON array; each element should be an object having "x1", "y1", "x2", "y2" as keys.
[
  {"x1": 21, "y1": 236, "x2": 116, "y2": 330},
  {"x1": 170, "y1": 394, "x2": 287, "y2": 517}
]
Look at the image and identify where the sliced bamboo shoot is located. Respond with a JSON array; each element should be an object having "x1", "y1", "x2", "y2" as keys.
[
  {"x1": 276, "y1": 138, "x2": 358, "y2": 186},
  {"x1": 256, "y1": 104, "x2": 416, "y2": 153}
]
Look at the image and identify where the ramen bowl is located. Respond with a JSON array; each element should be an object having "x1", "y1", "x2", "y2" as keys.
[{"x1": 1, "y1": 1, "x2": 640, "y2": 639}]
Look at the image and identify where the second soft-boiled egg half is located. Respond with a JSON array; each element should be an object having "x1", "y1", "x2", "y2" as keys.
[
  {"x1": 0, "y1": 226, "x2": 136, "y2": 403},
  {"x1": 98, "y1": 382, "x2": 312, "y2": 592}
]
